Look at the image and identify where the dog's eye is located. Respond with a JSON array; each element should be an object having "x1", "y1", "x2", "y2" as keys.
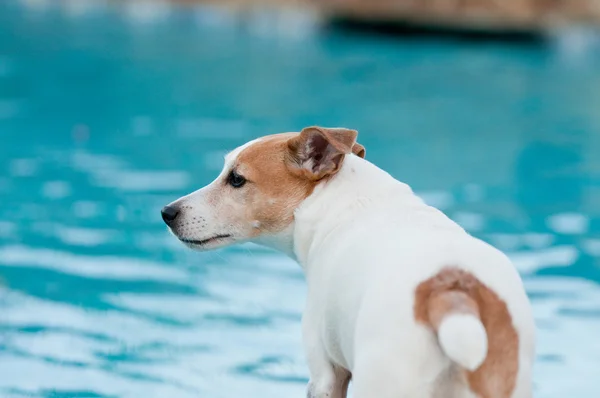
[{"x1": 227, "y1": 170, "x2": 246, "y2": 188}]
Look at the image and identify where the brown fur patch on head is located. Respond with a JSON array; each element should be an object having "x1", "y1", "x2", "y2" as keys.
[
  {"x1": 414, "y1": 267, "x2": 519, "y2": 398},
  {"x1": 223, "y1": 128, "x2": 365, "y2": 238},
  {"x1": 233, "y1": 133, "x2": 317, "y2": 235}
]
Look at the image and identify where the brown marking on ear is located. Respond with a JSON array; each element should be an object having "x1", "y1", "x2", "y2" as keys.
[
  {"x1": 352, "y1": 142, "x2": 366, "y2": 159},
  {"x1": 287, "y1": 126, "x2": 360, "y2": 180},
  {"x1": 414, "y1": 267, "x2": 519, "y2": 398},
  {"x1": 305, "y1": 126, "x2": 358, "y2": 154},
  {"x1": 234, "y1": 133, "x2": 317, "y2": 235}
]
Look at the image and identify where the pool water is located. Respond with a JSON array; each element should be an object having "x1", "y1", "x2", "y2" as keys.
[{"x1": 1, "y1": 2, "x2": 600, "y2": 397}]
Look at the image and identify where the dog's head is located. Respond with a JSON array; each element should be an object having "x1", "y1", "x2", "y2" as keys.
[{"x1": 161, "y1": 126, "x2": 365, "y2": 252}]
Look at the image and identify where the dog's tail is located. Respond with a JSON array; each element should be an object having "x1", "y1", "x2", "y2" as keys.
[
  {"x1": 435, "y1": 296, "x2": 487, "y2": 370},
  {"x1": 415, "y1": 269, "x2": 488, "y2": 371}
]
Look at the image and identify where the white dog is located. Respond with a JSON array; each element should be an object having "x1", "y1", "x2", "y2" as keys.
[{"x1": 162, "y1": 126, "x2": 535, "y2": 398}]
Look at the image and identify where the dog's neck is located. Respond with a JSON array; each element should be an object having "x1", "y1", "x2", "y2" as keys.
[
  {"x1": 254, "y1": 156, "x2": 461, "y2": 267},
  {"x1": 291, "y1": 155, "x2": 431, "y2": 269}
]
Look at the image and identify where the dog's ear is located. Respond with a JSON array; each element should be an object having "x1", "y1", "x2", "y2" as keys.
[
  {"x1": 286, "y1": 126, "x2": 360, "y2": 180},
  {"x1": 352, "y1": 142, "x2": 366, "y2": 159}
]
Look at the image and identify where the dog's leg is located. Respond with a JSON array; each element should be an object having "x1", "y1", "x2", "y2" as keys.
[
  {"x1": 306, "y1": 363, "x2": 350, "y2": 398},
  {"x1": 352, "y1": 367, "x2": 429, "y2": 398},
  {"x1": 351, "y1": 348, "x2": 436, "y2": 398},
  {"x1": 303, "y1": 314, "x2": 350, "y2": 398}
]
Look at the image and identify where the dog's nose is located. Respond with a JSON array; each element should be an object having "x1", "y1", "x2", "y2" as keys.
[{"x1": 161, "y1": 205, "x2": 179, "y2": 225}]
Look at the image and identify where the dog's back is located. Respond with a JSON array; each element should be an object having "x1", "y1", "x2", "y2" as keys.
[{"x1": 297, "y1": 156, "x2": 535, "y2": 398}]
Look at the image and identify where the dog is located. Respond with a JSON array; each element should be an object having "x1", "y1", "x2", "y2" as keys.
[{"x1": 162, "y1": 126, "x2": 535, "y2": 398}]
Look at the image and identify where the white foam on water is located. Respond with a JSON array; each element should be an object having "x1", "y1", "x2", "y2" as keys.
[
  {"x1": 41, "y1": 180, "x2": 72, "y2": 199},
  {"x1": 0, "y1": 245, "x2": 189, "y2": 282},
  {"x1": 509, "y1": 245, "x2": 579, "y2": 274},
  {"x1": 417, "y1": 190, "x2": 454, "y2": 210},
  {"x1": 526, "y1": 277, "x2": 600, "y2": 398},
  {"x1": 582, "y1": 238, "x2": 600, "y2": 256},
  {"x1": 0, "y1": 221, "x2": 16, "y2": 238},
  {"x1": 72, "y1": 201, "x2": 101, "y2": 219},
  {"x1": 92, "y1": 170, "x2": 190, "y2": 192},
  {"x1": 463, "y1": 183, "x2": 485, "y2": 202},
  {"x1": 452, "y1": 211, "x2": 485, "y2": 232},
  {"x1": 9, "y1": 158, "x2": 38, "y2": 177},
  {"x1": 486, "y1": 233, "x2": 523, "y2": 251},
  {"x1": 32, "y1": 223, "x2": 119, "y2": 247},
  {"x1": 546, "y1": 212, "x2": 590, "y2": 235},
  {"x1": 522, "y1": 233, "x2": 555, "y2": 249}
]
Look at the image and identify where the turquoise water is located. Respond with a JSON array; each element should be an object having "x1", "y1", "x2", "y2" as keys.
[{"x1": 1, "y1": 1, "x2": 600, "y2": 397}]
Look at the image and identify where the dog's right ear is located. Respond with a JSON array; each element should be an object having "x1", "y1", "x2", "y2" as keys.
[
  {"x1": 286, "y1": 126, "x2": 359, "y2": 180},
  {"x1": 352, "y1": 142, "x2": 366, "y2": 159}
]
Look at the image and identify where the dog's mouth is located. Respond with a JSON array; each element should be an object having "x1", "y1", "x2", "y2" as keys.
[{"x1": 179, "y1": 234, "x2": 233, "y2": 246}]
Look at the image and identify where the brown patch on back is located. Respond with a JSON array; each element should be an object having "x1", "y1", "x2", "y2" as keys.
[
  {"x1": 414, "y1": 267, "x2": 519, "y2": 398},
  {"x1": 234, "y1": 133, "x2": 318, "y2": 235}
]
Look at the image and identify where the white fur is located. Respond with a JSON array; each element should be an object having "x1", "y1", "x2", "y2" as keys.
[
  {"x1": 438, "y1": 314, "x2": 488, "y2": 371},
  {"x1": 295, "y1": 155, "x2": 534, "y2": 398},
  {"x1": 167, "y1": 143, "x2": 536, "y2": 398},
  {"x1": 291, "y1": 156, "x2": 535, "y2": 398}
]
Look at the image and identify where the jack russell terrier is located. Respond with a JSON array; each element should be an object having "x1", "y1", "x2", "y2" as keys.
[{"x1": 161, "y1": 126, "x2": 535, "y2": 398}]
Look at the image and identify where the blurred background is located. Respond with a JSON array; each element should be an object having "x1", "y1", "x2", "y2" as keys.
[{"x1": 1, "y1": 0, "x2": 600, "y2": 397}]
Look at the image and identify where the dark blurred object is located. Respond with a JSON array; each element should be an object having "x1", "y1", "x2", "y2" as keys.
[
  {"x1": 172, "y1": 0, "x2": 600, "y2": 36},
  {"x1": 317, "y1": 0, "x2": 600, "y2": 27}
]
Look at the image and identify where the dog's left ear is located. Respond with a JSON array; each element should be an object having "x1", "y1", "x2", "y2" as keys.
[{"x1": 287, "y1": 126, "x2": 362, "y2": 180}]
